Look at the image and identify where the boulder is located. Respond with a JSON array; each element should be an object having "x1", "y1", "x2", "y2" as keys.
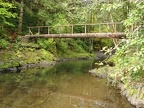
[{"x1": 89, "y1": 66, "x2": 112, "y2": 78}]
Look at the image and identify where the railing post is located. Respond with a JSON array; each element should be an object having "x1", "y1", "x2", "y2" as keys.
[
  {"x1": 114, "y1": 23, "x2": 117, "y2": 32},
  {"x1": 131, "y1": 25, "x2": 134, "y2": 32},
  {"x1": 48, "y1": 27, "x2": 49, "y2": 34},
  {"x1": 71, "y1": 25, "x2": 73, "y2": 34},
  {"x1": 58, "y1": 26, "x2": 60, "y2": 34},
  {"x1": 99, "y1": 24, "x2": 101, "y2": 33},
  {"x1": 38, "y1": 27, "x2": 40, "y2": 34},
  {"x1": 28, "y1": 27, "x2": 33, "y2": 35},
  {"x1": 28, "y1": 27, "x2": 30, "y2": 35},
  {"x1": 85, "y1": 24, "x2": 87, "y2": 33},
  {"x1": 106, "y1": 23, "x2": 109, "y2": 33}
]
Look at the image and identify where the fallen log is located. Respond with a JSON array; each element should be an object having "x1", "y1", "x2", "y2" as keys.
[{"x1": 24, "y1": 33, "x2": 126, "y2": 39}]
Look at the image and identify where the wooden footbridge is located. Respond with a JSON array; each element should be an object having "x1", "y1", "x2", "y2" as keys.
[{"x1": 25, "y1": 22, "x2": 126, "y2": 39}]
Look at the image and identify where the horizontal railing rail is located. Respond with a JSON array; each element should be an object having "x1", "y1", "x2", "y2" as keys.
[{"x1": 27, "y1": 22, "x2": 124, "y2": 35}]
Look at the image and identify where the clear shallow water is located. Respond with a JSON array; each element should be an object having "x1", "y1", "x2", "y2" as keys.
[{"x1": 0, "y1": 60, "x2": 134, "y2": 108}]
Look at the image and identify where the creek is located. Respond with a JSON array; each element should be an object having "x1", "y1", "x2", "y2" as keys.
[{"x1": 0, "y1": 60, "x2": 134, "y2": 108}]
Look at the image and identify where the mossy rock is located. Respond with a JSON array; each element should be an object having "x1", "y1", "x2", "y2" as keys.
[{"x1": 89, "y1": 66, "x2": 113, "y2": 78}]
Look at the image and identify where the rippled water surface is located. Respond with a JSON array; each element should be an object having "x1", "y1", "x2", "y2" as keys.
[{"x1": 0, "y1": 60, "x2": 134, "y2": 108}]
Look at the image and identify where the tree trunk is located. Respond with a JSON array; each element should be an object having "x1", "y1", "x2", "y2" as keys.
[{"x1": 18, "y1": 0, "x2": 24, "y2": 34}]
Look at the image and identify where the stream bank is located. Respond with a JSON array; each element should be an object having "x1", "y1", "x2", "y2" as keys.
[
  {"x1": 89, "y1": 66, "x2": 144, "y2": 108},
  {"x1": 0, "y1": 48, "x2": 93, "y2": 73}
]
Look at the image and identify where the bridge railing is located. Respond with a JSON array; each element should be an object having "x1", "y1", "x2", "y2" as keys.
[{"x1": 28, "y1": 22, "x2": 124, "y2": 35}]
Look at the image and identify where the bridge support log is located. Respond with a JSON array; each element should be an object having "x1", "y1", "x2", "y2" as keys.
[{"x1": 25, "y1": 33, "x2": 126, "y2": 39}]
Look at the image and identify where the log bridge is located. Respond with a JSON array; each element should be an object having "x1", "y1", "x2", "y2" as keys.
[{"x1": 25, "y1": 22, "x2": 126, "y2": 39}]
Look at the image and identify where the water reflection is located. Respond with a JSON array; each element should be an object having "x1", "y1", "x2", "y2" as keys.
[{"x1": 0, "y1": 60, "x2": 134, "y2": 108}]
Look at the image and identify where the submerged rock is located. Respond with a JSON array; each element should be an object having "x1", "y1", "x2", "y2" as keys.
[
  {"x1": 39, "y1": 60, "x2": 56, "y2": 67},
  {"x1": 0, "y1": 67, "x2": 18, "y2": 73},
  {"x1": 0, "y1": 68, "x2": 5, "y2": 73},
  {"x1": 6, "y1": 67, "x2": 17, "y2": 73},
  {"x1": 95, "y1": 52, "x2": 108, "y2": 61}
]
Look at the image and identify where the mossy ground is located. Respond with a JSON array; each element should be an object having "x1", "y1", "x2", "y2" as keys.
[
  {"x1": 0, "y1": 49, "x2": 55, "y2": 68},
  {"x1": 0, "y1": 41, "x2": 93, "y2": 69}
]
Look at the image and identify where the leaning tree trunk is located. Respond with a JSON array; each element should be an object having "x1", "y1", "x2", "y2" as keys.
[{"x1": 18, "y1": 0, "x2": 24, "y2": 34}]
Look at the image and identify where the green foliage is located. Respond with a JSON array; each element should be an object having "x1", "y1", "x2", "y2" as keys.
[
  {"x1": 0, "y1": 1, "x2": 17, "y2": 27},
  {"x1": 0, "y1": 39, "x2": 9, "y2": 48},
  {"x1": 0, "y1": 1, "x2": 17, "y2": 41},
  {"x1": 37, "y1": 38, "x2": 56, "y2": 53},
  {"x1": 37, "y1": 39, "x2": 48, "y2": 49},
  {"x1": 56, "y1": 39, "x2": 87, "y2": 53},
  {"x1": 74, "y1": 39, "x2": 91, "y2": 52},
  {"x1": 112, "y1": 1, "x2": 144, "y2": 82},
  {"x1": 123, "y1": 1, "x2": 144, "y2": 26},
  {"x1": 22, "y1": 13, "x2": 39, "y2": 34},
  {"x1": 114, "y1": 36, "x2": 144, "y2": 81},
  {"x1": 55, "y1": 39, "x2": 69, "y2": 54},
  {"x1": 40, "y1": 49, "x2": 54, "y2": 61}
]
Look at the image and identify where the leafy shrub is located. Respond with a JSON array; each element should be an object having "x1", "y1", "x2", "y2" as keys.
[
  {"x1": 0, "y1": 39, "x2": 9, "y2": 49},
  {"x1": 37, "y1": 38, "x2": 56, "y2": 53},
  {"x1": 37, "y1": 39, "x2": 48, "y2": 49}
]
